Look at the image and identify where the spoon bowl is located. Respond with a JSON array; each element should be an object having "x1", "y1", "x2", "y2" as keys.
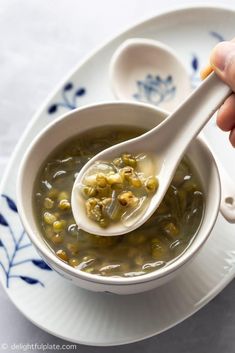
[{"x1": 109, "y1": 38, "x2": 191, "y2": 111}]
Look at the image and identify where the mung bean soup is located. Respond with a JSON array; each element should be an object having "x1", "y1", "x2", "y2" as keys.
[
  {"x1": 34, "y1": 126, "x2": 205, "y2": 277},
  {"x1": 80, "y1": 153, "x2": 159, "y2": 228}
]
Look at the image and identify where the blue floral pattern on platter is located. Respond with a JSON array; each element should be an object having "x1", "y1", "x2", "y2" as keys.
[
  {"x1": 0, "y1": 195, "x2": 52, "y2": 288},
  {"x1": 48, "y1": 82, "x2": 86, "y2": 114},
  {"x1": 190, "y1": 31, "x2": 225, "y2": 88},
  {"x1": 133, "y1": 74, "x2": 176, "y2": 105}
]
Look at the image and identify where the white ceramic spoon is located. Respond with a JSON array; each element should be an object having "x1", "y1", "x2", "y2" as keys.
[
  {"x1": 72, "y1": 72, "x2": 231, "y2": 236},
  {"x1": 110, "y1": 37, "x2": 235, "y2": 227},
  {"x1": 109, "y1": 38, "x2": 191, "y2": 111}
]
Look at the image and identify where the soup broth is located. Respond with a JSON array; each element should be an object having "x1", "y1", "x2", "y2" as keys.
[{"x1": 34, "y1": 126, "x2": 204, "y2": 277}]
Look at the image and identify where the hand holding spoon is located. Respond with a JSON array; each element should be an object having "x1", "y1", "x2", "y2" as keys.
[{"x1": 72, "y1": 72, "x2": 231, "y2": 236}]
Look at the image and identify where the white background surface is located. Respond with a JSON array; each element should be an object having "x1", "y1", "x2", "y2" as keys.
[{"x1": 1, "y1": 0, "x2": 235, "y2": 351}]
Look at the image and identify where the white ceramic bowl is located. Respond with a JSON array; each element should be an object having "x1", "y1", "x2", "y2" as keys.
[{"x1": 17, "y1": 102, "x2": 220, "y2": 295}]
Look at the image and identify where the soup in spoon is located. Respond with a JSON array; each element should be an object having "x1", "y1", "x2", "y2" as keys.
[{"x1": 79, "y1": 152, "x2": 158, "y2": 228}]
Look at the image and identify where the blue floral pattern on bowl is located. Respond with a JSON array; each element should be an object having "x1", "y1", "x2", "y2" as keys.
[
  {"x1": 0, "y1": 195, "x2": 52, "y2": 288},
  {"x1": 133, "y1": 74, "x2": 176, "y2": 105},
  {"x1": 48, "y1": 82, "x2": 86, "y2": 114}
]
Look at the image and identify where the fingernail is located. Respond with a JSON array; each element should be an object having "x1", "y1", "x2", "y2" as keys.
[{"x1": 210, "y1": 41, "x2": 235, "y2": 72}]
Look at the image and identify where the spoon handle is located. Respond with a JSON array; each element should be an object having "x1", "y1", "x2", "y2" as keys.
[{"x1": 154, "y1": 72, "x2": 231, "y2": 158}]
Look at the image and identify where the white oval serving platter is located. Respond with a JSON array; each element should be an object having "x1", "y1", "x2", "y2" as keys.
[{"x1": 0, "y1": 4, "x2": 235, "y2": 346}]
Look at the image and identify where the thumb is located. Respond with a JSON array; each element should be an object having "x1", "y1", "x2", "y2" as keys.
[{"x1": 210, "y1": 41, "x2": 235, "y2": 91}]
